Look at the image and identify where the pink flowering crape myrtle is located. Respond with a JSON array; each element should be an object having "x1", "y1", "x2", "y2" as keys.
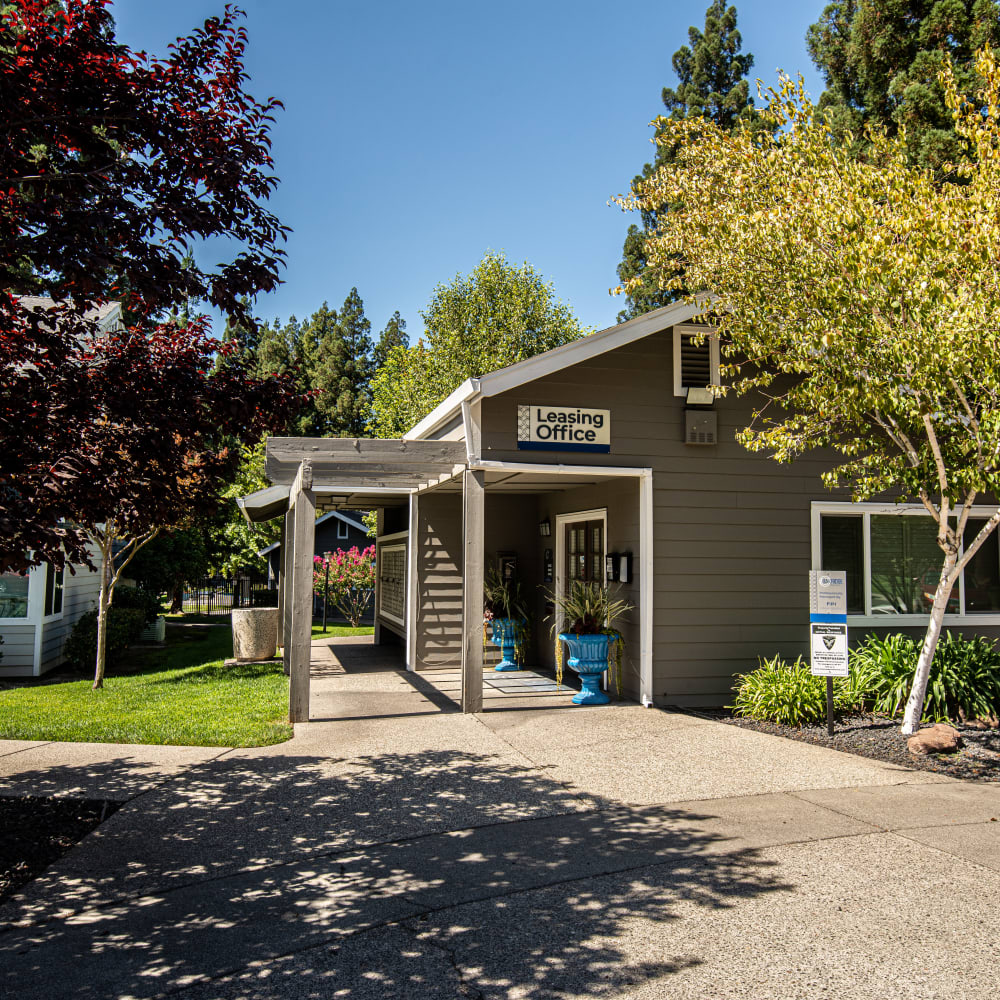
[{"x1": 313, "y1": 545, "x2": 376, "y2": 627}]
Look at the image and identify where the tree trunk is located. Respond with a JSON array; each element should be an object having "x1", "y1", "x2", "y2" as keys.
[
  {"x1": 900, "y1": 550, "x2": 958, "y2": 735},
  {"x1": 170, "y1": 581, "x2": 183, "y2": 614},
  {"x1": 93, "y1": 549, "x2": 111, "y2": 690}
]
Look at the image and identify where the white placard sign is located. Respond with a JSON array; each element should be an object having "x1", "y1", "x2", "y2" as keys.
[
  {"x1": 810, "y1": 623, "x2": 849, "y2": 677},
  {"x1": 809, "y1": 570, "x2": 849, "y2": 678},
  {"x1": 517, "y1": 404, "x2": 610, "y2": 454}
]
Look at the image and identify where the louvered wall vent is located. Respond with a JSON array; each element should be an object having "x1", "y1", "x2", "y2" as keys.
[
  {"x1": 679, "y1": 333, "x2": 711, "y2": 389},
  {"x1": 685, "y1": 409, "x2": 717, "y2": 446}
]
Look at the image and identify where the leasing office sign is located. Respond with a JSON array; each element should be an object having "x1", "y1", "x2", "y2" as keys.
[{"x1": 517, "y1": 404, "x2": 611, "y2": 453}]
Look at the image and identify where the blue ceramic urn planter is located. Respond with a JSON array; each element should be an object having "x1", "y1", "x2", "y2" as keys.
[
  {"x1": 558, "y1": 632, "x2": 613, "y2": 705},
  {"x1": 490, "y1": 618, "x2": 523, "y2": 671}
]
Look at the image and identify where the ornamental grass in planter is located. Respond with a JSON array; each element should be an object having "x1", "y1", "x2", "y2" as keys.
[
  {"x1": 548, "y1": 580, "x2": 632, "y2": 704},
  {"x1": 483, "y1": 567, "x2": 530, "y2": 671}
]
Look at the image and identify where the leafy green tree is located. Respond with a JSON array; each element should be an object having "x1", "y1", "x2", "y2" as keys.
[
  {"x1": 807, "y1": 0, "x2": 1000, "y2": 171},
  {"x1": 374, "y1": 310, "x2": 408, "y2": 370},
  {"x1": 619, "y1": 49, "x2": 1000, "y2": 735},
  {"x1": 312, "y1": 288, "x2": 375, "y2": 437},
  {"x1": 370, "y1": 252, "x2": 589, "y2": 437},
  {"x1": 128, "y1": 526, "x2": 212, "y2": 612},
  {"x1": 216, "y1": 439, "x2": 281, "y2": 576},
  {"x1": 616, "y1": 2, "x2": 756, "y2": 322}
]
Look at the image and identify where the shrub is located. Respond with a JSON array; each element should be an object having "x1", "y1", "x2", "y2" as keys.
[
  {"x1": 64, "y1": 608, "x2": 147, "y2": 669},
  {"x1": 732, "y1": 655, "x2": 857, "y2": 725},
  {"x1": 851, "y1": 631, "x2": 1000, "y2": 723},
  {"x1": 112, "y1": 585, "x2": 163, "y2": 625}
]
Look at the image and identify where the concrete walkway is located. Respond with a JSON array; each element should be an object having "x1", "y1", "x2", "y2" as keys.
[{"x1": 1, "y1": 636, "x2": 999, "y2": 999}]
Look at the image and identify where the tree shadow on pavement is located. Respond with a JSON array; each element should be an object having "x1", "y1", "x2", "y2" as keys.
[{"x1": 0, "y1": 749, "x2": 792, "y2": 999}]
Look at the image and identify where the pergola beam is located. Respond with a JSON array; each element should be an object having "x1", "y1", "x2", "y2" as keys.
[{"x1": 266, "y1": 437, "x2": 466, "y2": 485}]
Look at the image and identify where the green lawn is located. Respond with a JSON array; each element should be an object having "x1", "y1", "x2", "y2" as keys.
[
  {"x1": 0, "y1": 625, "x2": 292, "y2": 747},
  {"x1": 311, "y1": 623, "x2": 374, "y2": 640}
]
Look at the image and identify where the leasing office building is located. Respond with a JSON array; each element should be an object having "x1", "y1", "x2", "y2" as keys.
[{"x1": 242, "y1": 301, "x2": 1000, "y2": 718}]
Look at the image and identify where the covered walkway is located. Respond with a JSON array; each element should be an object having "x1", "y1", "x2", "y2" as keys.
[{"x1": 308, "y1": 633, "x2": 581, "y2": 721}]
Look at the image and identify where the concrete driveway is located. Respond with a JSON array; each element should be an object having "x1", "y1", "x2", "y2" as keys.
[{"x1": 1, "y1": 636, "x2": 999, "y2": 999}]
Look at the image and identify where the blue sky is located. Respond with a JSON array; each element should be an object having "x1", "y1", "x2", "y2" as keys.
[{"x1": 113, "y1": 1, "x2": 825, "y2": 340}]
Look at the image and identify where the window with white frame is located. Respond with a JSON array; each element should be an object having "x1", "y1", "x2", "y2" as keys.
[
  {"x1": 337, "y1": 519, "x2": 349, "y2": 540},
  {"x1": 44, "y1": 563, "x2": 64, "y2": 617},
  {"x1": 813, "y1": 503, "x2": 1000, "y2": 620},
  {"x1": 0, "y1": 569, "x2": 29, "y2": 618},
  {"x1": 673, "y1": 325, "x2": 720, "y2": 397}
]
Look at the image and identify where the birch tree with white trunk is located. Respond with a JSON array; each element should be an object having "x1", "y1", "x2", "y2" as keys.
[
  {"x1": 617, "y1": 49, "x2": 1000, "y2": 734},
  {"x1": 88, "y1": 521, "x2": 159, "y2": 690}
]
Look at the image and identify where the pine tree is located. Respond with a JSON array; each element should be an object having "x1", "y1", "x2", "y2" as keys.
[
  {"x1": 373, "y1": 310, "x2": 408, "y2": 370},
  {"x1": 216, "y1": 296, "x2": 260, "y2": 371},
  {"x1": 312, "y1": 288, "x2": 375, "y2": 437},
  {"x1": 807, "y1": 1, "x2": 1000, "y2": 171},
  {"x1": 295, "y1": 302, "x2": 341, "y2": 435},
  {"x1": 616, "y1": 2, "x2": 756, "y2": 322}
]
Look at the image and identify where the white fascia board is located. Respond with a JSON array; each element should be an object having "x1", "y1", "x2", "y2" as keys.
[{"x1": 403, "y1": 379, "x2": 479, "y2": 441}]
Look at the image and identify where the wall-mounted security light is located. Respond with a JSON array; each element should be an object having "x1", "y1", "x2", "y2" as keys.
[
  {"x1": 538, "y1": 517, "x2": 552, "y2": 537},
  {"x1": 685, "y1": 386, "x2": 715, "y2": 406}
]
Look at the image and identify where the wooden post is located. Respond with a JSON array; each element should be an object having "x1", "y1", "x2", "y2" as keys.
[
  {"x1": 281, "y1": 508, "x2": 294, "y2": 677},
  {"x1": 289, "y1": 461, "x2": 316, "y2": 723},
  {"x1": 276, "y1": 519, "x2": 286, "y2": 651},
  {"x1": 461, "y1": 468, "x2": 485, "y2": 714}
]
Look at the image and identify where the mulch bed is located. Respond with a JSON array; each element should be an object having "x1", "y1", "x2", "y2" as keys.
[
  {"x1": 0, "y1": 796, "x2": 122, "y2": 903},
  {"x1": 698, "y1": 711, "x2": 1000, "y2": 782}
]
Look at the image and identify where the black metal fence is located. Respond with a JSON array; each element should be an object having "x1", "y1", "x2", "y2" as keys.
[{"x1": 181, "y1": 575, "x2": 276, "y2": 616}]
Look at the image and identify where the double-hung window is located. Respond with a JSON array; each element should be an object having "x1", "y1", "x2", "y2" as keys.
[{"x1": 813, "y1": 502, "x2": 1000, "y2": 622}]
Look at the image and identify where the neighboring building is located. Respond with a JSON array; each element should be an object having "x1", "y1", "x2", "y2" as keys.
[
  {"x1": 1, "y1": 299, "x2": 124, "y2": 677},
  {"x1": 259, "y1": 510, "x2": 370, "y2": 586},
  {"x1": 16, "y1": 296, "x2": 123, "y2": 337},
  {"x1": 0, "y1": 554, "x2": 103, "y2": 678},
  {"x1": 243, "y1": 301, "x2": 1000, "y2": 715}
]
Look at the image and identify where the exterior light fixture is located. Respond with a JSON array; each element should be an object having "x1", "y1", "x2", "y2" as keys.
[{"x1": 539, "y1": 518, "x2": 552, "y2": 537}]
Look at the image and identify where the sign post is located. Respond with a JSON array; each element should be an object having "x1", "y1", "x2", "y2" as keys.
[{"x1": 809, "y1": 570, "x2": 849, "y2": 736}]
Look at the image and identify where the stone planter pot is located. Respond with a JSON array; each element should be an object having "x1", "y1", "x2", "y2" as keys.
[
  {"x1": 490, "y1": 618, "x2": 524, "y2": 672},
  {"x1": 558, "y1": 632, "x2": 613, "y2": 705},
  {"x1": 231, "y1": 607, "x2": 279, "y2": 662}
]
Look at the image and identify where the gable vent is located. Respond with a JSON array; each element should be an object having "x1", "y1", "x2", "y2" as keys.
[{"x1": 679, "y1": 333, "x2": 711, "y2": 388}]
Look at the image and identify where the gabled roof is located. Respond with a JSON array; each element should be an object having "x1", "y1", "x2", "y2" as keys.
[
  {"x1": 17, "y1": 296, "x2": 123, "y2": 333},
  {"x1": 403, "y1": 298, "x2": 705, "y2": 441},
  {"x1": 256, "y1": 509, "x2": 369, "y2": 556}
]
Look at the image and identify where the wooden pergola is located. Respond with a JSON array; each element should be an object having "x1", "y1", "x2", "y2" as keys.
[{"x1": 238, "y1": 437, "x2": 483, "y2": 722}]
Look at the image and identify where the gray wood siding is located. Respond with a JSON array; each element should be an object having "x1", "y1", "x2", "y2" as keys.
[
  {"x1": 0, "y1": 623, "x2": 37, "y2": 675},
  {"x1": 479, "y1": 327, "x2": 857, "y2": 706},
  {"x1": 414, "y1": 492, "x2": 464, "y2": 668},
  {"x1": 39, "y1": 560, "x2": 101, "y2": 672}
]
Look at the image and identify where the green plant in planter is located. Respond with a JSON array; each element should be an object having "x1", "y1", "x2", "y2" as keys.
[
  {"x1": 546, "y1": 580, "x2": 632, "y2": 698},
  {"x1": 483, "y1": 566, "x2": 530, "y2": 667}
]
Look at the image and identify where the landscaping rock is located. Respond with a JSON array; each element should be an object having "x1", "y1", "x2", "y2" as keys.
[{"x1": 908, "y1": 724, "x2": 962, "y2": 756}]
